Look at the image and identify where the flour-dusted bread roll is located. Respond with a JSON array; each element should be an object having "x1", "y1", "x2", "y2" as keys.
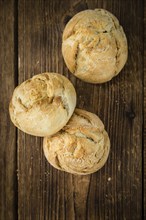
[
  {"x1": 9, "y1": 73, "x2": 76, "y2": 136},
  {"x1": 43, "y1": 108, "x2": 110, "y2": 175},
  {"x1": 62, "y1": 9, "x2": 128, "y2": 83}
]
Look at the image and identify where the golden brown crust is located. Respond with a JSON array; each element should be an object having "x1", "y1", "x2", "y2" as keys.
[
  {"x1": 62, "y1": 9, "x2": 128, "y2": 83},
  {"x1": 43, "y1": 108, "x2": 110, "y2": 175},
  {"x1": 9, "y1": 73, "x2": 76, "y2": 136}
]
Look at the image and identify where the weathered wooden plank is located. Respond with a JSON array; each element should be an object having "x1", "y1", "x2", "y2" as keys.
[
  {"x1": 144, "y1": 2, "x2": 146, "y2": 219},
  {"x1": 0, "y1": 0, "x2": 17, "y2": 219},
  {"x1": 18, "y1": 0, "x2": 143, "y2": 219}
]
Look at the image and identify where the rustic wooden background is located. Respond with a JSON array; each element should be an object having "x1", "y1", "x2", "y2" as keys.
[{"x1": 0, "y1": 0, "x2": 144, "y2": 219}]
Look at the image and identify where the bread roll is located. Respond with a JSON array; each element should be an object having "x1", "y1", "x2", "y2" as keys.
[
  {"x1": 62, "y1": 9, "x2": 128, "y2": 83},
  {"x1": 43, "y1": 108, "x2": 110, "y2": 175},
  {"x1": 9, "y1": 73, "x2": 76, "y2": 136}
]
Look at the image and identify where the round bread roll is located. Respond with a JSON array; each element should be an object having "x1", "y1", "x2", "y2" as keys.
[
  {"x1": 43, "y1": 108, "x2": 110, "y2": 175},
  {"x1": 62, "y1": 9, "x2": 128, "y2": 83},
  {"x1": 9, "y1": 73, "x2": 76, "y2": 136}
]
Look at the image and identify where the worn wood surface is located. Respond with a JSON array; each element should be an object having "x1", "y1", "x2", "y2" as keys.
[
  {"x1": 0, "y1": 0, "x2": 144, "y2": 219},
  {"x1": 0, "y1": 0, "x2": 17, "y2": 220},
  {"x1": 144, "y1": 1, "x2": 146, "y2": 219}
]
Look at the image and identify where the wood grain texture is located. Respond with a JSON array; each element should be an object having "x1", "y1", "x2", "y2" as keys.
[
  {"x1": 0, "y1": 0, "x2": 17, "y2": 220},
  {"x1": 16, "y1": 0, "x2": 143, "y2": 219},
  {"x1": 144, "y1": 1, "x2": 146, "y2": 219}
]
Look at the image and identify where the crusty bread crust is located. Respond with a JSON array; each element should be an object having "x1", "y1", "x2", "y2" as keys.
[
  {"x1": 9, "y1": 73, "x2": 76, "y2": 136},
  {"x1": 43, "y1": 108, "x2": 110, "y2": 175},
  {"x1": 62, "y1": 9, "x2": 128, "y2": 83}
]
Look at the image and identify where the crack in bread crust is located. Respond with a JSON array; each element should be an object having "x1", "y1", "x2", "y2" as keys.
[
  {"x1": 114, "y1": 36, "x2": 120, "y2": 75},
  {"x1": 74, "y1": 42, "x2": 80, "y2": 73},
  {"x1": 12, "y1": 74, "x2": 70, "y2": 114}
]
